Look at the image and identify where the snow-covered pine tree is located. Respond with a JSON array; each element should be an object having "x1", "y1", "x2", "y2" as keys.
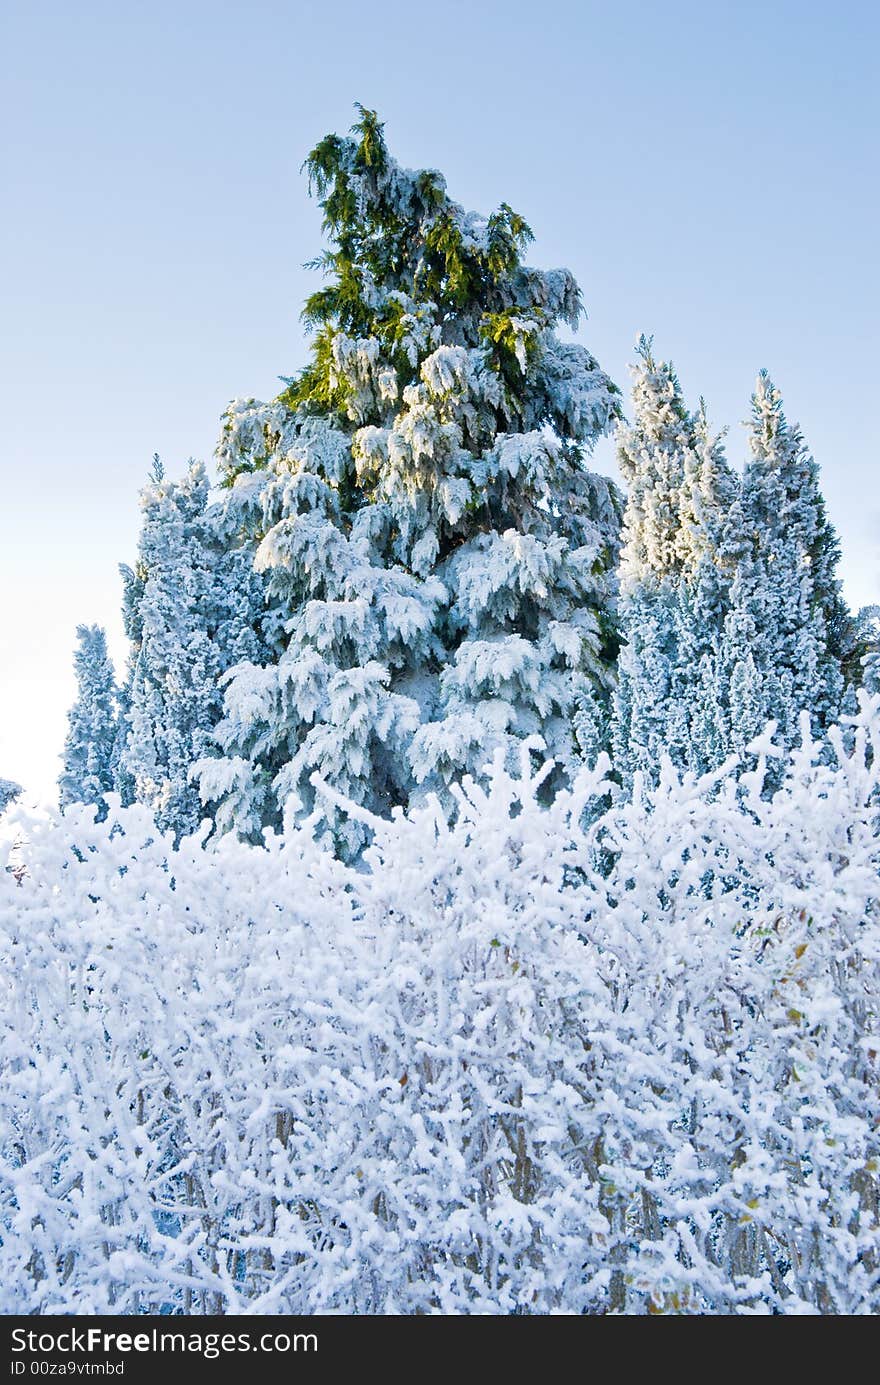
[
  {"x1": 675, "y1": 400, "x2": 740, "y2": 768},
  {"x1": 195, "y1": 107, "x2": 623, "y2": 856},
  {"x1": 58, "y1": 625, "x2": 118, "y2": 817},
  {"x1": 111, "y1": 554, "x2": 146, "y2": 808},
  {"x1": 719, "y1": 372, "x2": 847, "y2": 756},
  {"x1": 858, "y1": 607, "x2": 880, "y2": 694},
  {"x1": 612, "y1": 339, "x2": 737, "y2": 784},
  {"x1": 0, "y1": 779, "x2": 21, "y2": 815},
  {"x1": 115, "y1": 458, "x2": 267, "y2": 839}
]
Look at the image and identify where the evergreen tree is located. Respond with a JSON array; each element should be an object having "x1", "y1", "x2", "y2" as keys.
[
  {"x1": 0, "y1": 779, "x2": 21, "y2": 815},
  {"x1": 614, "y1": 355, "x2": 850, "y2": 785},
  {"x1": 111, "y1": 555, "x2": 146, "y2": 808},
  {"x1": 859, "y1": 606, "x2": 880, "y2": 694},
  {"x1": 719, "y1": 372, "x2": 847, "y2": 756},
  {"x1": 612, "y1": 340, "x2": 737, "y2": 783},
  {"x1": 195, "y1": 107, "x2": 623, "y2": 855},
  {"x1": 116, "y1": 459, "x2": 267, "y2": 839},
  {"x1": 58, "y1": 625, "x2": 118, "y2": 816}
]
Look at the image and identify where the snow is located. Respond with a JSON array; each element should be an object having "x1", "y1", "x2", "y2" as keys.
[
  {"x1": 2, "y1": 698, "x2": 879, "y2": 1313},
  {"x1": 30, "y1": 110, "x2": 877, "y2": 1316},
  {"x1": 194, "y1": 116, "x2": 622, "y2": 855}
]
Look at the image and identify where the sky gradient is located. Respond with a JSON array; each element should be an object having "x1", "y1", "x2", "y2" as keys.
[{"x1": 2, "y1": 0, "x2": 877, "y2": 802}]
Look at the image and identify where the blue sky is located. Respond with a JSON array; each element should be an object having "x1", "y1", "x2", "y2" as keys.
[{"x1": 1, "y1": 0, "x2": 877, "y2": 801}]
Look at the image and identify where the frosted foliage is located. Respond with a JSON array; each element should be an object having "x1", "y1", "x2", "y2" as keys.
[
  {"x1": 613, "y1": 344, "x2": 737, "y2": 783},
  {"x1": 116, "y1": 463, "x2": 266, "y2": 839},
  {"x1": 198, "y1": 111, "x2": 622, "y2": 853},
  {"x1": 613, "y1": 351, "x2": 848, "y2": 787},
  {"x1": 0, "y1": 781, "x2": 21, "y2": 815},
  {"x1": 720, "y1": 372, "x2": 846, "y2": 761},
  {"x1": 58, "y1": 625, "x2": 118, "y2": 818},
  {"x1": 2, "y1": 700, "x2": 879, "y2": 1314},
  {"x1": 617, "y1": 348, "x2": 692, "y2": 589}
]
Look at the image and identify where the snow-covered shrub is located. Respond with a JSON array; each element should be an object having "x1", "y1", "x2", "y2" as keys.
[{"x1": 1, "y1": 700, "x2": 878, "y2": 1314}]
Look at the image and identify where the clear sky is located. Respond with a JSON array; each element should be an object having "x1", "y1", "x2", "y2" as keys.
[{"x1": 2, "y1": 0, "x2": 877, "y2": 803}]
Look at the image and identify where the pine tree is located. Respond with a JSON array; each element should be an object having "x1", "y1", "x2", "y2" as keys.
[
  {"x1": 673, "y1": 402, "x2": 740, "y2": 769},
  {"x1": 59, "y1": 625, "x2": 118, "y2": 816},
  {"x1": 195, "y1": 107, "x2": 623, "y2": 855},
  {"x1": 110, "y1": 555, "x2": 146, "y2": 807},
  {"x1": 719, "y1": 372, "x2": 846, "y2": 756},
  {"x1": 615, "y1": 338, "x2": 692, "y2": 589},
  {"x1": 612, "y1": 340, "x2": 737, "y2": 783},
  {"x1": 614, "y1": 355, "x2": 850, "y2": 785},
  {"x1": 858, "y1": 606, "x2": 880, "y2": 694},
  {"x1": 116, "y1": 458, "x2": 267, "y2": 839}
]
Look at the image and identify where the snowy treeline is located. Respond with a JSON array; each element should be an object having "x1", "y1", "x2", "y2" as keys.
[
  {"x1": 612, "y1": 343, "x2": 856, "y2": 786},
  {"x1": 63, "y1": 108, "x2": 626, "y2": 851},
  {"x1": 31, "y1": 108, "x2": 879, "y2": 1317},
  {"x1": 58, "y1": 112, "x2": 870, "y2": 849},
  {"x1": 3, "y1": 700, "x2": 879, "y2": 1314}
]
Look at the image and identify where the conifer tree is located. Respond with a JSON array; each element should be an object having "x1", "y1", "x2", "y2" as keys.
[
  {"x1": 674, "y1": 402, "x2": 740, "y2": 768},
  {"x1": 614, "y1": 354, "x2": 851, "y2": 785},
  {"x1": 116, "y1": 459, "x2": 267, "y2": 839},
  {"x1": 0, "y1": 779, "x2": 21, "y2": 815},
  {"x1": 58, "y1": 625, "x2": 118, "y2": 816},
  {"x1": 195, "y1": 107, "x2": 623, "y2": 855},
  {"x1": 719, "y1": 373, "x2": 847, "y2": 755},
  {"x1": 111, "y1": 555, "x2": 146, "y2": 807},
  {"x1": 858, "y1": 607, "x2": 880, "y2": 695},
  {"x1": 612, "y1": 340, "x2": 737, "y2": 783}
]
